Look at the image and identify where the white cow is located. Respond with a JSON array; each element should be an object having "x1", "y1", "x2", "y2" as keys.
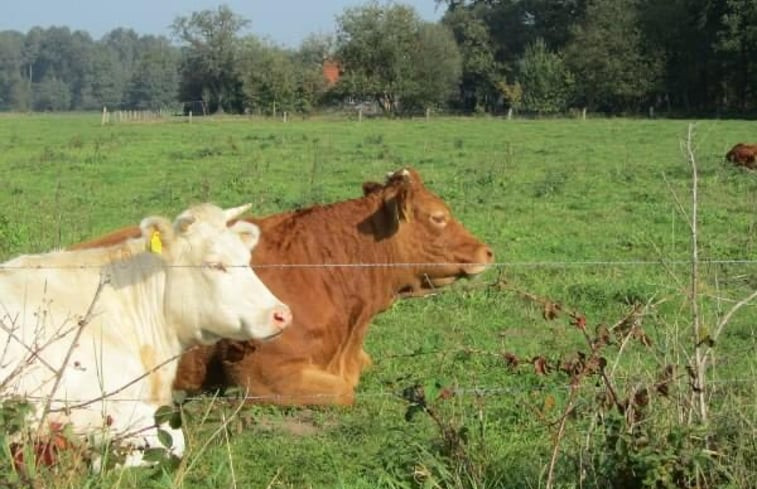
[{"x1": 0, "y1": 203, "x2": 292, "y2": 467}]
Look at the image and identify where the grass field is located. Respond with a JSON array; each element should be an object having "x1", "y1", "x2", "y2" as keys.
[{"x1": 1, "y1": 114, "x2": 756, "y2": 488}]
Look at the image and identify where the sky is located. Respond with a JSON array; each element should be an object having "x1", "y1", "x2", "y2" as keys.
[{"x1": 2, "y1": 0, "x2": 445, "y2": 47}]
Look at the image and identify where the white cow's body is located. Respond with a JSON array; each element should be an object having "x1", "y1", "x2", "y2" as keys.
[{"x1": 0, "y1": 203, "x2": 291, "y2": 466}]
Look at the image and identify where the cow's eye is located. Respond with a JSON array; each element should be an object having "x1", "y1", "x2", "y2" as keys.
[
  {"x1": 430, "y1": 212, "x2": 448, "y2": 228},
  {"x1": 206, "y1": 262, "x2": 228, "y2": 272}
]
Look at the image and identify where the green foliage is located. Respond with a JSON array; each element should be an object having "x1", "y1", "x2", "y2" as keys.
[
  {"x1": 172, "y1": 5, "x2": 249, "y2": 113},
  {"x1": 442, "y1": 7, "x2": 502, "y2": 112},
  {"x1": 564, "y1": 0, "x2": 662, "y2": 111},
  {"x1": 125, "y1": 37, "x2": 180, "y2": 110},
  {"x1": 335, "y1": 2, "x2": 462, "y2": 115},
  {"x1": 33, "y1": 76, "x2": 71, "y2": 111},
  {"x1": 238, "y1": 37, "x2": 297, "y2": 114},
  {"x1": 518, "y1": 38, "x2": 574, "y2": 114},
  {"x1": 4, "y1": 2, "x2": 757, "y2": 114}
]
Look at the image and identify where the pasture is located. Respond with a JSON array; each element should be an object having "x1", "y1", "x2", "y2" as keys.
[{"x1": 1, "y1": 114, "x2": 755, "y2": 488}]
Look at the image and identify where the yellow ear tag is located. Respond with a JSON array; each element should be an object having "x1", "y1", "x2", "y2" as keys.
[{"x1": 148, "y1": 231, "x2": 163, "y2": 255}]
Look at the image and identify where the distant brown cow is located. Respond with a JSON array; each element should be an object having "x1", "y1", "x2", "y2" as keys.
[
  {"x1": 73, "y1": 168, "x2": 494, "y2": 406},
  {"x1": 725, "y1": 143, "x2": 757, "y2": 169}
]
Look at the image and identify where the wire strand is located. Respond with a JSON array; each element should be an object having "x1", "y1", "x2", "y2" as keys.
[{"x1": 1, "y1": 258, "x2": 756, "y2": 270}]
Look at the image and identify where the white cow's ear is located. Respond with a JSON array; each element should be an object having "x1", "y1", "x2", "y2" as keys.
[
  {"x1": 174, "y1": 215, "x2": 197, "y2": 234},
  {"x1": 139, "y1": 216, "x2": 174, "y2": 254},
  {"x1": 230, "y1": 221, "x2": 261, "y2": 250}
]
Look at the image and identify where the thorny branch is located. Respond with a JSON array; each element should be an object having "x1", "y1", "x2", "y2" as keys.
[{"x1": 37, "y1": 274, "x2": 110, "y2": 432}]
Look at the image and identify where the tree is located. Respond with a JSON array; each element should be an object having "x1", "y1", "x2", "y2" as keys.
[
  {"x1": 638, "y1": 0, "x2": 725, "y2": 113},
  {"x1": 172, "y1": 5, "x2": 249, "y2": 113},
  {"x1": 0, "y1": 31, "x2": 29, "y2": 110},
  {"x1": 564, "y1": 0, "x2": 661, "y2": 112},
  {"x1": 238, "y1": 37, "x2": 297, "y2": 114},
  {"x1": 32, "y1": 75, "x2": 70, "y2": 111},
  {"x1": 335, "y1": 2, "x2": 417, "y2": 114},
  {"x1": 335, "y1": 2, "x2": 461, "y2": 115},
  {"x1": 517, "y1": 38, "x2": 574, "y2": 113},
  {"x1": 125, "y1": 36, "x2": 179, "y2": 109},
  {"x1": 442, "y1": 6, "x2": 502, "y2": 112},
  {"x1": 716, "y1": 0, "x2": 757, "y2": 111},
  {"x1": 22, "y1": 27, "x2": 97, "y2": 110},
  {"x1": 404, "y1": 23, "x2": 462, "y2": 111},
  {"x1": 294, "y1": 34, "x2": 333, "y2": 113},
  {"x1": 89, "y1": 43, "x2": 123, "y2": 108}
]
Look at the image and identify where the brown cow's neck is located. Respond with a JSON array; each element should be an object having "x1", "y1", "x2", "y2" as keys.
[{"x1": 250, "y1": 193, "x2": 409, "y2": 328}]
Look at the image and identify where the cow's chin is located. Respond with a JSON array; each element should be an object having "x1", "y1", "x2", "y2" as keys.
[
  {"x1": 431, "y1": 263, "x2": 488, "y2": 286},
  {"x1": 399, "y1": 267, "x2": 489, "y2": 298},
  {"x1": 429, "y1": 276, "x2": 458, "y2": 287},
  {"x1": 197, "y1": 329, "x2": 223, "y2": 345},
  {"x1": 197, "y1": 328, "x2": 282, "y2": 346}
]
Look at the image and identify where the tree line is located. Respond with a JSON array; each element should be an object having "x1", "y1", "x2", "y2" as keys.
[{"x1": 0, "y1": 0, "x2": 756, "y2": 116}]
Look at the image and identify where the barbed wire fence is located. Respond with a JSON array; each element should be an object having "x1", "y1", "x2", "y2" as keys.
[{"x1": 1, "y1": 258, "x2": 755, "y2": 406}]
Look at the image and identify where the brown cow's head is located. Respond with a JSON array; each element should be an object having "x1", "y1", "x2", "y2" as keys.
[{"x1": 362, "y1": 168, "x2": 494, "y2": 296}]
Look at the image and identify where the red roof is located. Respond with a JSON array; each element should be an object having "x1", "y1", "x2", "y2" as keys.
[{"x1": 322, "y1": 60, "x2": 340, "y2": 86}]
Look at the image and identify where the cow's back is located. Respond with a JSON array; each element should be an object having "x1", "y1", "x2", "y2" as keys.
[{"x1": 726, "y1": 143, "x2": 757, "y2": 168}]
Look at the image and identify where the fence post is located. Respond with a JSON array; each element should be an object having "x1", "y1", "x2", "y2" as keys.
[
  {"x1": 283, "y1": 111, "x2": 288, "y2": 123},
  {"x1": 189, "y1": 110, "x2": 192, "y2": 124},
  {"x1": 101, "y1": 106, "x2": 108, "y2": 126},
  {"x1": 507, "y1": 107, "x2": 513, "y2": 120},
  {"x1": 358, "y1": 107, "x2": 363, "y2": 123}
]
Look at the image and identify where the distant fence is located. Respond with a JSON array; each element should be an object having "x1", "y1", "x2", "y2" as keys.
[{"x1": 100, "y1": 106, "x2": 171, "y2": 125}]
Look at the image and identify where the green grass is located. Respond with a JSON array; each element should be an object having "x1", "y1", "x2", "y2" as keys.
[{"x1": 1, "y1": 114, "x2": 756, "y2": 488}]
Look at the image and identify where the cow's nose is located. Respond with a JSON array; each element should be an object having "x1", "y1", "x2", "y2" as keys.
[
  {"x1": 271, "y1": 306, "x2": 292, "y2": 330},
  {"x1": 478, "y1": 245, "x2": 494, "y2": 263}
]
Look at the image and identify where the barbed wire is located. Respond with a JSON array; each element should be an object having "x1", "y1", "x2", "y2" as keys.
[
  {"x1": 1, "y1": 258, "x2": 756, "y2": 270},
  {"x1": 9, "y1": 375, "x2": 756, "y2": 405}
]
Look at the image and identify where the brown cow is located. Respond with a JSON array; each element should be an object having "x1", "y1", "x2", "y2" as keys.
[
  {"x1": 73, "y1": 168, "x2": 494, "y2": 406},
  {"x1": 725, "y1": 143, "x2": 757, "y2": 169}
]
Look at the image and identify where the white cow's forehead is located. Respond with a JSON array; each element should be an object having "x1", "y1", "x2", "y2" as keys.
[
  {"x1": 178, "y1": 203, "x2": 228, "y2": 228},
  {"x1": 181, "y1": 226, "x2": 249, "y2": 260}
]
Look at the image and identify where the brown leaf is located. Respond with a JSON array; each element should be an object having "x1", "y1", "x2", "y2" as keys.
[
  {"x1": 632, "y1": 387, "x2": 649, "y2": 408},
  {"x1": 570, "y1": 314, "x2": 587, "y2": 331},
  {"x1": 503, "y1": 352, "x2": 519, "y2": 369},
  {"x1": 532, "y1": 356, "x2": 550, "y2": 376},
  {"x1": 594, "y1": 324, "x2": 611, "y2": 348},
  {"x1": 439, "y1": 388, "x2": 455, "y2": 400},
  {"x1": 542, "y1": 394, "x2": 556, "y2": 413},
  {"x1": 543, "y1": 301, "x2": 562, "y2": 320},
  {"x1": 655, "y1": 364, "x2": 675, "y2": 397}
]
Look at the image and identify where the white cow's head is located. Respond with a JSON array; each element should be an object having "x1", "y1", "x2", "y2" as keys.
[{"x1": 140, "y1": 203, "x2": 291, "y2": 346}]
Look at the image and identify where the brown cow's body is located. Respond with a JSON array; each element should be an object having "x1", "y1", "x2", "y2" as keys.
[
  {"x1": 73, "y1": 169, "x2": 493, "y2": 405},
  {"x1": 725, "y1": 143, "x2": 757, "y2": 169}
]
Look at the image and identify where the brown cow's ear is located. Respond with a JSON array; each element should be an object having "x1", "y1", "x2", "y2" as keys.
[
  {"x1": 362, "y1": 181, "x2": 383, "y2": 196},
  {"x1": 384, "y1": 177, "x2": 413, "y2": 223}
]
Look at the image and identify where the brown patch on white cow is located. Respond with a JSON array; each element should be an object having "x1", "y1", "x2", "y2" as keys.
[{"x1": 139, "y1": 345, "x2": 162, "y2": 402}]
